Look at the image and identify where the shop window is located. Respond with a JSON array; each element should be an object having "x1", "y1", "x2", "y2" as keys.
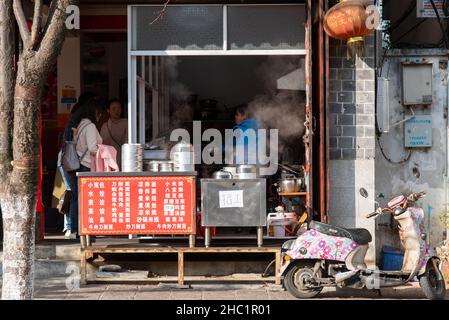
[
  {"x1": 130, "y1": 4, "x2": 306, "y2": 53},
  {"x1": 132, "y1": 5, "x2": 224, "y2": 51},
  {"x1": 227, "y1": 5, "x2": 306, "y2": 50}
]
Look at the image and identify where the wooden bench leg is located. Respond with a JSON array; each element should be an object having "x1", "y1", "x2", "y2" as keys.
[
  {"x1": 275, "y1": 250, "x2": 281, "y2": 285},
  {"x1": 178, "y1": 251, "x2": 184, "y2": 286},
  {"x1": 80, "y1": 235, "x2": 87, "y2": 250},
  {"x1": 80, "y1": 251, "x2": 87, "y2": 285}
]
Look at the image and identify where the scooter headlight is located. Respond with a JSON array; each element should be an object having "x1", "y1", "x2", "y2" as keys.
[{"x1": 393, "y1": 207, "x2": 406, "y2": 216}]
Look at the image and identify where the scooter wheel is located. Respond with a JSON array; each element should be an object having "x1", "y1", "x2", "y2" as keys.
[
  {"x1": 284, "y1": 263, "x2": 323, "y2": 299},
  {"x1": 419, "y1": 260, "x2": 446, "y2": 300}
]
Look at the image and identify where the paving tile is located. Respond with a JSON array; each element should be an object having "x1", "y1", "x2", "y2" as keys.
[
  {"x1": 235, "y1": 289, "x2": 269, "y2": 300},
  {"x1": 34, "y1": 286, "x2": 71, "y2": 300},
  {"x1": 65, "y1": 292, "x2": 104, "y2": 300},
  {"x1": 202, "y1": 290, "x2": 237, "y2": 300},
  {"x1": 99, "y1": 292, "x2": 136, "y2": 300},
  {"x1": 134, "y1": 291, "x2": 173, "y2": 300},
  {"x1": 105, "y1": 284, "x2": 139, "y2": 292},
  {"x1": 267, "y1": 291, "x2": 297, "y2": 300},
  {"x1": 170, "y1": 290, "x2": 203, "y2": 300}
]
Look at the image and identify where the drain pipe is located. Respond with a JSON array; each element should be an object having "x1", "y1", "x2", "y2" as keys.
[{"x1": 446, "y1": 56, "x2": 449, "y2": 242}]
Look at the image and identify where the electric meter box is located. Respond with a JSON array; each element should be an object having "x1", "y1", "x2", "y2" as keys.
[
  {"x1": 404, "y1": 115, "x2": 433, "y2": 148},
  {"x1": 401, "y1": 63, "x2": 433, "y2": 105}
]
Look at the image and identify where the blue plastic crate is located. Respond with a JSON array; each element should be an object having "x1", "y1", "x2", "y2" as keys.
[{"x1": 382, "y1": 246, "x2": 404, "y2": 271}]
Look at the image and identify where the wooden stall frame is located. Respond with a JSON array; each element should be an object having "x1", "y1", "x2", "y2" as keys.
[{"x1": 80, "y1": 246, "x2": 282, "y2": 286}]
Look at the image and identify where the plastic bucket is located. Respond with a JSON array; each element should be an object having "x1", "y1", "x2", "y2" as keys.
[{"x1": 382, "y1": 246, "x2": 404, "y2": 271}]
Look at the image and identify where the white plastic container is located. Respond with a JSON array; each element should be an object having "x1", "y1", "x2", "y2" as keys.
[{"x1": 266, "y1": 212, "x2": 297, "y2": 237}]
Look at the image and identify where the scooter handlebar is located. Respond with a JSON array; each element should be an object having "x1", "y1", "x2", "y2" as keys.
[{"x1": 366, "y1": 211, "x2": 378, "y2": 219}]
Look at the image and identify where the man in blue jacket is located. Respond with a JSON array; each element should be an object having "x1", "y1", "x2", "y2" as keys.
[{"x1": 233, "y1": 104, "x2": 259, "y2": 165}]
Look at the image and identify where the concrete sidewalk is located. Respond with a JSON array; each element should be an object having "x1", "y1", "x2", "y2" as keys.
[{"x1": 1, "y1": 277, "x2": 447, "y2": 300}]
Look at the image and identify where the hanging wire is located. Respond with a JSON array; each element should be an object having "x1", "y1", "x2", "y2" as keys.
[
  {"x1": 429, "y1": 0, "x2": 449, "y2": 48},
  {"x1": 387, "y1": 0, "x2": 417, "y2": 33},
  {"x1": 444, "y1": 0, "x2": 449, "y2": 16},
  {"x1": 376, "y1": 134, "x2": 412, "y2": 165}
]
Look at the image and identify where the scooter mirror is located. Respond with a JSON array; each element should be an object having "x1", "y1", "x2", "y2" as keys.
[{"x1": 359, "y1": 188, "x2": 369, "y2": 198}]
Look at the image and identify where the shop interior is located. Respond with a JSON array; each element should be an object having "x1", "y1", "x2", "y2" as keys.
[
  {"x1": 43, "y1": 2, "x2": 310, "y2": 240},
  {"x1": 44, "y1": 51, "x2": 309, "y2": 239},
  {"x1": 136, "y1": 54, "x2": 309, "y2": 239}
]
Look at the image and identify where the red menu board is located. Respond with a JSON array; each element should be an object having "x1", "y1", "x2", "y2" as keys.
[{"x1": 79, "y1": 175, "x2": 195, "y2": 235}]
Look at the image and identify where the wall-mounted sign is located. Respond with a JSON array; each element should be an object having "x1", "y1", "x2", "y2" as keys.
[
  {"x1": 79, "y1": 175, "x2": 195, "y2": 235},
  {"x1": 417, "y1": 0, "x2": 446, "y2": 18},
  {"x1": 405, "y1": 115, "x2": 433, "y2": 148},
  {"x1": 60, "y1": 86, "x2": 77, "y2": 114}
]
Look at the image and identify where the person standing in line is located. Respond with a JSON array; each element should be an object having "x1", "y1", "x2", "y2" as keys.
[
  {"x1": 59, "y1": 92, "x2": 97, "y2": 234},
  {"x1": 100, "y1": 99, "x2": 128, "y2": 169},
  {"x1": 65, "y1": 98, "x2": 103, "y2": 239}
]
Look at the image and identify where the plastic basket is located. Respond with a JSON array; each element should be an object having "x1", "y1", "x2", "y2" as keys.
[{"x1": 382, "y1": 246, "x2": 404, "y2": 271}]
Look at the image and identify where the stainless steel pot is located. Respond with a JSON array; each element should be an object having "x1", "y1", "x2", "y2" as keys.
[
  {"x1": 171, "y1": 141, "x2": 195, "y2": 172},
  {"x1": 122, "y1": 143, "x2": 144, "y2": 172},
  {"x1": 236, "y1": 165, "x2": 257, "y2": 179},
  {"x1": 213, "y1": 170, "x2": 233, "y2": 179},
  {"x1": 222, "y1": 166, "x2": 237, "y2": 176},
  {"x1": 159, "y1": 161, "x2": 173, "y2": 172},
  {"x1": 145, "y1": 161, "x2": 160, "y2": 172},
  {"x1": 275, "y1": 178, "x2": 305, "y2": 193}
]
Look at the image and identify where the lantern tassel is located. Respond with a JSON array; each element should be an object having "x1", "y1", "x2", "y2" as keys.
[{"x1": 347, "y1": 36, "x2": 365, "y2": 59}]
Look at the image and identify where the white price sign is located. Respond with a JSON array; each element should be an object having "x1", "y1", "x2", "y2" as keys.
[{"x1": 219, "y1": 190, "x2": 244, "y2": 208}]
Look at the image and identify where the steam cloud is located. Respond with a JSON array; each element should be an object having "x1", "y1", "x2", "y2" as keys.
[
  {"x1": 248, "y1": 56, "x2": 306, "y2": 153},
  {"x1": 165, "y1": 57, "x2": 194, "y2": 129}
]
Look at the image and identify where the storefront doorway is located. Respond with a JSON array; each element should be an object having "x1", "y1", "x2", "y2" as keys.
[{"x1": 127, "y1": 3, "x2": 313, "y2": 238}]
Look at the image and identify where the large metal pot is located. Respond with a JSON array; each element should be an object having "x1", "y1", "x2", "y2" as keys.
[
  {"x1": 275, "y1": 178, "x2": 305, "y2": 193},
  {"x1": 171, "y1": 141, "x2": 195, "y2": 172},
  {"x1": 213, "y1": 170, "x2": 233, "y2": 179},
  {"x1": 236, "y1": 165, "x2": 257, "y2": 179}
]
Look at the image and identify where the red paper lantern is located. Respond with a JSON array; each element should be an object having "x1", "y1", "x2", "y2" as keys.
[{"x1": 324, "y1": 0, "x2": 375, "y2": 58}]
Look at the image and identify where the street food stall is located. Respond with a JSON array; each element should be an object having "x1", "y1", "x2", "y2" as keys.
[
  {"x1": 78, "y1": 3, "x2": 311, "y2": 246},
  {"x1": 78, "y1": 3, "x2": 313, "y2": 284}
]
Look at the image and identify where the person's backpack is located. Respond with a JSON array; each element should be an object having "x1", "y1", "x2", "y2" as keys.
[{"x1": 61, "y1": 121, "x2": 90, "y2": 172}]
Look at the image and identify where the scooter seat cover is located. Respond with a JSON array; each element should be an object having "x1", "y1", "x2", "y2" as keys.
[{"x1": 308, "y1": 221, "x2": 372, "y2": 245}]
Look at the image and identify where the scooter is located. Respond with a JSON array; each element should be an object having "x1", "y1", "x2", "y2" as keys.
[{"x1": 280, "y1": 190, "x2": 446, "y2": 299}]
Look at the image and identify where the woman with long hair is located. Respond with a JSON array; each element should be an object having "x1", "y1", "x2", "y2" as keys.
[{"x1": 65, "y1": 98, "x2": 103, "y2": 239}]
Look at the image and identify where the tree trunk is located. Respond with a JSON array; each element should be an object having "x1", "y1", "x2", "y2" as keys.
[
  {"x1": 0, "y1": 196, "x2": 36, "y2": 300},
  {"x1": 1, "y1": 56, "x2": 42, "y2": 299},
  {"x1": 0, "y1": 0, "x2": 76, "y2": 300}
]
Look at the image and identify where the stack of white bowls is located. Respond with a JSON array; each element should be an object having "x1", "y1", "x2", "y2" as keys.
[{"x1": 122, "y1": 143, "x2": 144, "y2": 172}]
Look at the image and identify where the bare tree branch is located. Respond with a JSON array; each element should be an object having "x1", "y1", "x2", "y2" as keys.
[
  {"x1": 13, "y1": 0, "x2": 31, "y2": 48},
  {"x1": 150, "y1": 0, "x2": 170, "y2": 25},
  {"x1": 31, "y1": 0, "x2": 43, "y2": 47},
  {"x1": 0, "y1": 0, "x2": 16, "y2": 184},
  {"x1": 35, "y1": 0, "x2": 76, "y2": 74}
]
